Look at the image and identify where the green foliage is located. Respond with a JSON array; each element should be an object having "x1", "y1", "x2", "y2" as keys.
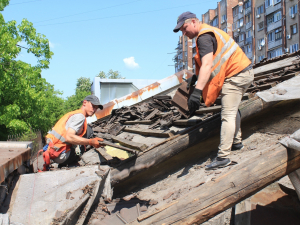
[
  {"x1": 97, "y1": 69, "x2": 125, "y2": 79},
  {"x1": 64, "y1": 90, "x2": 90, "y2": 113},
  {"x1": 0, "y1": 1, "x2": 65, "y2": 140},
  {"x1": 76, "y1": 77, "x2": 91, "y2": 94}
]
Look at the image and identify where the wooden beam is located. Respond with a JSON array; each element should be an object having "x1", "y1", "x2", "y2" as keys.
[
  {"x1": 173, "y1": 119, "x2": 202, "y2": 126},
  {"x1": 129, "y1": 145, "x2": 300, "y2": 224},
  {"x1": 111, "y1": 135, "x2": 148, "y2": 151},
  {"x1": 123, "y1": 127, "x2": 175, "y2": 138},
  {"x1": 95, "y1": 148, "x2": 113, "y2": 161},
  {"x1": 194, "y1": 105, "x2": 222, "y2": 115},
  {"x1": 124, "y1": 120, "x2": 152, "y2": 125}
]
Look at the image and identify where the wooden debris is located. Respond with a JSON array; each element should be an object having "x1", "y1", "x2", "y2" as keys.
[
  {"x1": 95, "y1": 148, "x2": 113, "y2": 161},
  {"x1": 124, "y1": 127, "x2": 175, "y2": 138},
  {"x1": 111, "y1": 135, "x2": 148, "y2": 151}
]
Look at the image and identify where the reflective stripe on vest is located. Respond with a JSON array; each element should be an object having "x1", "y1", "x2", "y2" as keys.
[
  {"x1": 199, "y1": 28, "x2": 238, "y2": 81},
  {"x1": 49, "y1": 130, "x2": 71, "y2": 145}
]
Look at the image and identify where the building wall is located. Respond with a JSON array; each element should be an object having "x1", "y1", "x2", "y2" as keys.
[{"x1": 285, "y1": 0, "x2": 299, "y2": 54}]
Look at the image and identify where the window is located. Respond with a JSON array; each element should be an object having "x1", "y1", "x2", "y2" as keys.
[
  {"x1": 290, "y1": 43, "x2": 299, "y2": 53},
  {"x1": 258, "y1": 38, "x2": 265, "y2": 46},
  {"x1": 222, "y1": 14, "x2": 227, "y2": 22},
  {"x1": 267, "y1": 11, "x2": 281, "y2": 25},
  {"x1": 258, "y1": 55, "x2": 265, "y2": 62},
  {"x1": 245, "y1": 1, "x2": 251, "y2": 9},
  {"x1": 239, "y1": 33, "x2": 244, "y2": 41},
  {"x1": 290, "y1": 4, "x2": 298, "y2": 16},
  {"x1": 245, "y1": 44, "x2": 252, "y2": 53},
  {"x1": 274, "y1": 11, "x2": 282, "y2": 22},
  {"x1": 275, "y1": 28, "x2": 282, "y2": 40},
  {"x1": 233, "y1": 6, "x2": 238, "y2": 17},
  {"x1": 239, "y1": 18, "x2": 244, "y2": 27},
  {"x1": 257, "y1": 5, "x2": 264, "y2": 15},
  {"x1": 258, "y1": 21, "x2": 264, "y2": 31},
  {"x1": 265, "y1": 0, "x2": 273, "y2": 8},
  {"x1": 245, "y1": 14, "x2": 251, "y2": 24},
  {"x1": 268, "y1": 47, "x2": 282, "y2": 59},
  {"x1": 247, "y1": 30, "x2": 252, "y2": 38},
  {"x1": 268, "y1": 32, "x2": 274, "y2": 42},
  {"x1": 212, "y1": 17, "x2": 218, "y2": 27},
  {"x1": 267, "y1": 15, "x2": 274, "y2": 25},
  {"x1": 223, "y1": 28, "x2": 227, "y2": 33},
  {"x1": 291, "y1": 24, "x2": 298, "y2": 34}
]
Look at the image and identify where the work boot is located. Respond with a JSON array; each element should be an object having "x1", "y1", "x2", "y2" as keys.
[
  {"x1": 205, "y1": 157, "x2": 231, "y2": 170},
  {"x1": 232, "y1": 143, "x2": 244, "y2": 151}
]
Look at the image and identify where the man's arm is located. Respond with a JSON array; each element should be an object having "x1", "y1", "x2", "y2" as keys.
[
  {"x1": 65, "y1": 128, "x2": 90, "y2": 145},
  {"x1": 195, "y1": 52, "x2": 213, "y2": 90}
]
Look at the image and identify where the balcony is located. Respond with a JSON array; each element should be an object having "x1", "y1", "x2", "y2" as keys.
[
  {"x1": 245, "y1": 7, "x2": 251, "y2": 15},
  {"x1": 245, "y1": 37, "x2": 253, "y2": 44},
  {"x1": 238, "y1": 11, "x2": 244, "y2": 19},
  {"x1": 238, "y1": 40, "x2": 245, "y2": 47},
  {"x1": 268, "y1": 39, "x2": 282, "y2": 49},
  {"x1": 233, "y1": 15, "x2": 238, "y2": 22},
  {"x1": 265, "y1": 3, "x2": 281, "y2": 16},
  {"x1": 246, "y1": 21, "x2": 252, "y2": 30},
  {"x1": 267, "y1": 20, "x2": 282, "y2": 32},
  {"x1": 246, "y1": 51, "x2": 253, "y2": 59}
]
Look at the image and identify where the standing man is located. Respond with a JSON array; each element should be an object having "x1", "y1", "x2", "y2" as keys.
[
  {"x1": 42, "y1": 95, "x2": 105, "y2": 170},
  {"x1": 173, "y1": 12, "x2": 254, "y2": 169}
]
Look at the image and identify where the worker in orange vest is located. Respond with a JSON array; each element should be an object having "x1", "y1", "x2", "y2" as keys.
[
  {"x1": 42, "y1": 95, "x2": 105, "y2": 170},
  {"x1": 173, "y1": 12, "x2": 254, "y2": 170}
]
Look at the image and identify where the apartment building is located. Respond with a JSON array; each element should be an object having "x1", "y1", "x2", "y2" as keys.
[
  {"x1": 285, "y1": 0, "x2": 299, "y2": 54},
  {"x1": 174, "y1": 35, "x2": 193, "y2": 73},
  {"x1": 255, "y1": 0, "x2": 266, "y2": 62}
]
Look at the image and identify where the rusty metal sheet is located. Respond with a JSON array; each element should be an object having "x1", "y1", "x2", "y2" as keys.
[
  {"x1": 0, "y1": 142, "x2": 31, "y2": 183},
  {"x1": 94, "y1": 70, "x2": 194, "y2": 121}
]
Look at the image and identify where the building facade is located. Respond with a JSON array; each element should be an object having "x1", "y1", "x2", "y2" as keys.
[{"x1": 174, "y1": 0, "x2": 300, "y2": 73}]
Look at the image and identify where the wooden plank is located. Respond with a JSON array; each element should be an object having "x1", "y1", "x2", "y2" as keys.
[
  {"x1": 130, "y1": 144, "x2": 300, "y2": 225},
  {"x1": 194, "y1": 105, "x2": 222, "y2": 115},
  {"x1": 253, "y1": 56, "x2": 299, "y2": 76},
  {"x1": 95, "y1": 147, "x2": 113, "y2": 161},
  {"x1": 173, "y1": 119, "x2": 202, "y2": 126},
  {"x1": 111, "y1": 135, "x2": 148, "y2": 151},
  {"x1": 124, "y1": 120, "x2": 152, "y2": 125},
  {"x1": 124, "y1": 127, "x2": 175, "y2": 138}
]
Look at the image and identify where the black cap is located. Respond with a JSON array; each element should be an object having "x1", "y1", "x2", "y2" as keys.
[
  {"x1": 84, "y1": 95, "x2": 103, "y2": 110},
  {"x1": 173, "y1": 11, "x2": 197, "y2": 33}
]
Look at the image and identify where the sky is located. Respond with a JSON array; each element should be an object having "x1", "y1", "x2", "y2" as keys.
[{"x1": 2, "y1": 0, "x2": 220, "y2": 98}]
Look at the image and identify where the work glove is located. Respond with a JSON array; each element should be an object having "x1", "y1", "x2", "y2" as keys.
[
  {"x1": 89, "y1": 137, "x2": 106, "y2": 148},
  {"x1": 186, "y1": 74, "x2": 198, "y2": 90},
  {"x1": 188, "y1": 88, "x2": 203, "y2": 116}
]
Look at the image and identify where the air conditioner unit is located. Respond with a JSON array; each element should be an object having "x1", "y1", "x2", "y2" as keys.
[
  {"x1": 285, "y1": 48, "x2": 290, "y2": 53},
  {"x1": 221, "y1": 20, "x2": 225, "y2": 24},
  {"x1": 261, "y1": 42, "x2": 265, "y2": 46},
  {"x1": 240, "y1": 9, "x2": 243, "y2": 13},
  {"x1": 291, "y1": 14, "x2": 295, "y2": 19},
  {"x1": 256, "y1": 14, "x2": 261, "y2": 19},
  {"x1": 258, "y1": 45, "x2": 262, "y2": 50},
  {"x1": 287, "y1": 34, "x2": 292, "y2": 39},
  {"x1": 237, "y1": 28, "x2": 241, "y2": 32}
]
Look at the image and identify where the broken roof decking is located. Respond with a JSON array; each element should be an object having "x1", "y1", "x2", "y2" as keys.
[
  {"x1": 94, "y1": 70, "x2": 194, "y2": 121},
  {"x1": 89, "y1": 52, "x2": 300, "y2": 187},
  {"x1": 0, "y1": 142, "x2": 32, "y2": 183}
]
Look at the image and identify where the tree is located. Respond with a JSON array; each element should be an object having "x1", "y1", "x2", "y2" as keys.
[
  {"x1": 76, "y1": 77, "x2": 91, "y2": 94},
  {"x1": 97, "y1": 69, "x2": 125, "y2": 79},
  {"x1": 0, "y1": 0, "x2": 64, "y2": 140}
]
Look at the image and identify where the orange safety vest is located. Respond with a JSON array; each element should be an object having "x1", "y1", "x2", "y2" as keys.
[
  {"x1": 194, "y1": 23, "x2": 251, "y2": 107},
  {"x1": 43, "y1": 109, "x2": 87, "y2": 165}
]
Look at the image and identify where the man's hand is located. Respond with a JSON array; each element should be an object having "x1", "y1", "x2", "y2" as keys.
[
  {"x1": 188, "y1": 88, "x2": 202, "y2": 116},
  {"x1": 89, "y1": 137, "x2": 106, "y2": 148},
  {"x1": 186, "y1": 74, "x2": 198, "y2": 90}
]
